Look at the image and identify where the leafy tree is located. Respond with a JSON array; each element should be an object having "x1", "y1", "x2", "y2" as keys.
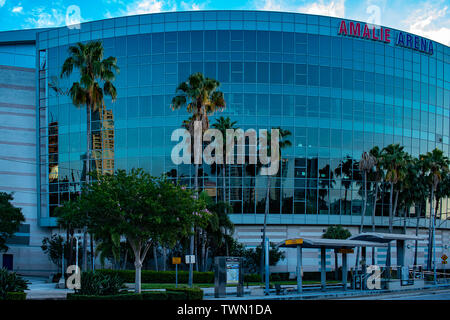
[
  {"x1": 60, "y1": 40, "x2": 119, "y2": 271},
  {"x1": 322, "y1": 225, "x2": 352, "y2": 280},
  {"x1": 80, "y1": 169, "x2": 211, "y2": 293},
  {"x1": 0, "y1": 192, "x2": 25, "y2": 253},
  {"x1": 334, "y1": 156, "x2": 360, "y2": 215},
  {"x1": 41, "y1": 234, "x2": 65, "y2": 270}
]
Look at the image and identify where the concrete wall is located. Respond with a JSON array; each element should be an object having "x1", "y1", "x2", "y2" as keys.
[{"x1": 0, "y1": 43, "x2": 54, "y2": 276}]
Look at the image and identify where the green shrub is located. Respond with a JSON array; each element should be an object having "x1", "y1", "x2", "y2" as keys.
[
  {"x1": 244, "y1": 273, "x2": 260, "y2": 282},
  {"x1": 141, "y1": 291, "x2": 168, "y2": 300},
  {"x1": 96, "y1": 269, "x2": 214, "y2": 284},
  {"x1": 167, "y1": 291, "x2": 186, "y2": 300},
  {"x1": 76, "y1": 271, "x2": 124, "y2": 296},
  {"x1": 67, "y1": 293, "x2": 142, "y2": 300},
  {"x1": 6, "y1": 292, "x2": 27, "y2": 300},
  {"x1": 0, "y1": 268, "x2": 29, "y2": 300},
  {"x1": 166, "y1": 287, "x2": 203, "y2": 300}
]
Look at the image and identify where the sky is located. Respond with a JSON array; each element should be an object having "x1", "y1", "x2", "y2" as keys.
[{"x1": 0, "y1": 0, "x2": 449, "y2": 45}]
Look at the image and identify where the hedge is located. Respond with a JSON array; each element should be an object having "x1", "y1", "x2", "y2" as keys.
[
  {"x1": 67, "y1": 293, "x2": 143, "y2": 300},
  {"x1": 166, "y1": 288, "x2": 203, "y2": 300},
  {"x1": 96, "y1": 270, "x2": 214, "y2": 284},
  {"x1": 66, "y1": 289, "x2": 202, "y2": 301},
  {"x1": 5, "y1": 292, "x2": 27, "y2": 300}
]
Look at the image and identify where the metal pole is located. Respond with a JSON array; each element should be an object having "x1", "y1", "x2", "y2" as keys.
[
  {"x1": 265, "y1": 237, "x2": 270, "y2": 295},
  {"x1": 342, "y1": 252, "x2": 348, "y2": 291},
  {"x1": 189, "y1": 226, "x2": 194, "y2": 288},
  {"x1": 75, "y1": 237, "x2": 79, "y2": 273},
  {"x1": 320, "y1": 247, "x2": 326, "y2": 291},
  {"x1": 432, "y1": 213, "x2": 437, "y2": 285},
  {"x1": 297, "y1": 245, "x2": 303, "y2": 294},
  {"x1": 176, "y1": 264, "x2": 178, "y2": 288}
]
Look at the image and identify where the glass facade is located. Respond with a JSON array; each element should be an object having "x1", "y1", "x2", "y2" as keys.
[{"x1": 36, "y1": 11, "x2": 450, "y2": 227}]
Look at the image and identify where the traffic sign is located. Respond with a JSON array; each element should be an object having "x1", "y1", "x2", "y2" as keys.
[
  {"x1": 172, "y1": 257, "x2": 181, "y2": 265},
  {"x1": 442, "y1": 261, "x2": 448, "y2": 265},
  {"x1": 185, "y1": 255, "x2": 196, "y2": 264},
  {"x1": 337, "y1": 248, "x2": 354, "y2": 254},
  {"x1": 285, "y1": 238, "x2": 303, "y2": 245},
  {"x1": 442, "y1": 254, "x2": 448, "y2": 261}
]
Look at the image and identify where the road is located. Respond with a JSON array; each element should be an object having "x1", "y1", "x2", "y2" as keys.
[{"x1": 339, "y1": 288, "x2": 450, "y2": 300}]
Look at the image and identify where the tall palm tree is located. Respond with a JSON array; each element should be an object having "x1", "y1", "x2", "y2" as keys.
[
  {"x1": 334, "y1": 156, "x2": 358, "y2": 215},
  {"x1": 380, "y1": 144, "x2": 408, "y2": 233},
  {"x1": 60, "y1": 40, "x2": 119, "y2": 271},
  {"x1": 171, "y1": 72, "x2": 225, "y2": 286},
  {"x1": 421, "y1": 149, "x2": 449, "y2": 272},
  {"x1": 367, "y1": 146, "x2": 382, "y2": 265},
  {"x1": 260, "y1": 127, "x2": 292, "y2": 281},
  {"x1": 212, "y1": 116, "x2": 238, "y2": 203},
  {"x1": 354, "y1": 151, "x2": 377, "y2": 268},
  {"x1": 380, "y1": 144, "x2": 408, "y2": 276}
]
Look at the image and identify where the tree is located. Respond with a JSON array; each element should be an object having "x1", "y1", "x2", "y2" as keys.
[
  {"x1": 322, "y1": 225, "x2": 352, "y2": 280},
  {"x1": 367, "y1": 146, "x2": 383, "y2": 264},
  {"x1": 60, "y1": 40, "x2": 119, "y2": 271},
  {"x1": 420, "y1": 149, "x2": 449, "y2": 272},
  {"x1": 354, "y1": 151, "x2": 377, "y2": 268},
  {"x1": 243, "y1": 243, "x2": 285, "y2": 274},
  {"x1": 41, "y1": 234, "x2": 65, "y2": 270},
  {"x1": 334, "y1": 156, "x2": 359, "y2": 215},
  {"x1": 260, "y1": 128, "x2": 292, "y2": 281},
  {"x1": 0, "y1": 193, "x2": 25, "y2": 253},
  {"x1": 171, "y1": 72, "x2": 226, "y2": 285},
  {"x1": 380, "y1": 144, "x2": 409, "y2": 233},
  {"x1": 212, "y1": 116, "x2": 238, "y2": 202},
  {"x1": 80, "y1": 169, "x2": 211, "y2": 293}
]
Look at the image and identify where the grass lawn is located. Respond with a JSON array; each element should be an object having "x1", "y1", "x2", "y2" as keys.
[{"x1": 139, "y1": 280, "x2": 342, "y2": 290}]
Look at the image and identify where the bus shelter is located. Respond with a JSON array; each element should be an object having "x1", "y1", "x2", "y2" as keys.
[
  {"x1": 278, "y1": 238, "x2": 387, "y2": 293},
  {"x1": 349, "y1": 232, "x2": 427, "y2": 280}
]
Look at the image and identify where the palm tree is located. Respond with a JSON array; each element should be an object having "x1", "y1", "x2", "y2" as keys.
[
  {"x1": 260, "y1": 127, "x2": 292, "y2": 281},
  {"x1": 212, "y1": 116, "x2": 238, "y2": 203},
  {"x1": 421, "y1": 149, "x2": 449, "y2": 272},
  {"x1": 365, "y1": 146, "x2": 383, "y2": 265},
  {"x1": 322, "y1": 225, "x2": 352, "y2": 281},
  {"x1": 171, "y1": 72, "x2": 225, "y2": 286},
  {"x1": 380, "y1": 144, "x2": 409, "y2": 276},
  {"x1": 60, "y1": 41, "x2": 119, "y2": 271},
  {"x1": 354, "y1": 151, "x2": 377, "y2": 268},
  {"x1": 334, "y1": 156, "x2": 358, "y2": 215},
  {"x1": 380, "y1": 144, "x2": 409, "y2": 233}
]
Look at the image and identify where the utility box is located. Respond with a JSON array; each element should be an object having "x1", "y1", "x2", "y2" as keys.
[{"x1": 214, "y1": 257, "x2": 244, "y2": 298}]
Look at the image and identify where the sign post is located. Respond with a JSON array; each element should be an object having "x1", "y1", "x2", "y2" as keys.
[
  {"x1": 442, "y1": 254, "x2": 448, "y2": 282},
  {"x1": 172, "y1": 257, "x2": 181, "y2": 288},
  {"x1": 214, "y1": 257, "x2": 243, "y2": 298}
]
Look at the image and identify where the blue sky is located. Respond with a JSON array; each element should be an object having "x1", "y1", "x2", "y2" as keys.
[{"x1": 0, "y1": 0, "x2": 449, "y2": 45}]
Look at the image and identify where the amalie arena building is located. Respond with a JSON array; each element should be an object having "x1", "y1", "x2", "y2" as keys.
[{"x1": 0, "y1": 10, "x2": 449, "y2": 275}]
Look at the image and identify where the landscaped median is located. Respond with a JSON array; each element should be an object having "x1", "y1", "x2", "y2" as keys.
[{"x1": 67, "y1": 287, "x2": 204, "y2": 300}]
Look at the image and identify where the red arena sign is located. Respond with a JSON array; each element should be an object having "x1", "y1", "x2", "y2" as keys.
[{"x1": 338, "y1": 20, "x2": 391, "y2": 43}]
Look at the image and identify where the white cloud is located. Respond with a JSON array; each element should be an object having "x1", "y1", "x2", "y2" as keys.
[
  {"x1": 12, "y1": 6, "x2": 23, "y2": 13},
  {"x1": 258, "y1": 0, "x2": 284, "y2": 11},
  {"x1": 297, "y1": 0, "x2": 346, "y2": 18},
  {"x1": 24, "y1": 8, "x2": 65, "y2": 28},
  {"x1": 401, "y1": 3, "x2": 450, "y2": 46},
  {"x1": 125, "y1": 0, "x2": 164, "y2": 15},
  {"x1": 180, "y1": 1, "x2": 205, "y2": 11},
  {"x1": 0, "y1": 0, "x2": 5, "y2": 8}
]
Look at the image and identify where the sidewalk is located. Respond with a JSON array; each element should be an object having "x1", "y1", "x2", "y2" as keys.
[
  {"x1": 24, "y1": 277, "x2": 74, "y2": 300},
  {"x1": 203, "y1": 283, "x2": 450, "y2": 300},
  {"x1": 22, "y1": 276, "x2": 450, "y2": 300}
]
